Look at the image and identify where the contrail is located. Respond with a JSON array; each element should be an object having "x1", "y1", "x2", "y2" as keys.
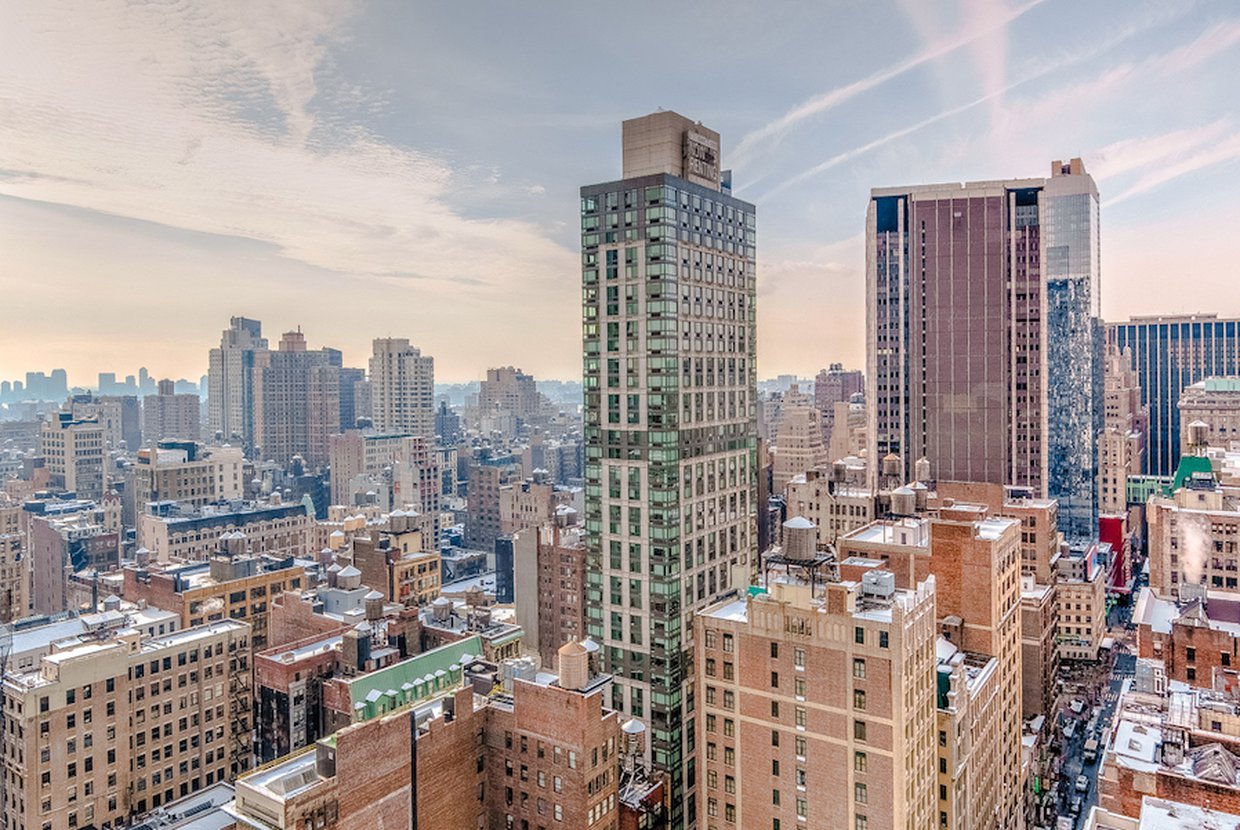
[{"x1": 731, "y1": 0, "x2": 1049, "y2": 165}]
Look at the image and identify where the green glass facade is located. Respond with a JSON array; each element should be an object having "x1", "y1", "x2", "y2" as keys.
[{"x1": 580, "y1": 173, "x2": 757, "y2": 828}]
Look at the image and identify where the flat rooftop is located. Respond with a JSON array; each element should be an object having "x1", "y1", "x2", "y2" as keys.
[{"x1": 844, "y1": 518, "x2": 928, "y2": 547}]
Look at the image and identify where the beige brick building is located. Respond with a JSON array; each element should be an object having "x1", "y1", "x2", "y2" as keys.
[
  {"x1": 0, "y1": 499, "x2": 30, "y2": 622},
  {"x1": 1180, "y1": 378, "x2": 1240, "y2": 455},
  {"x1": 122, "y1": 547, "x2": 307, "y2": 651},
  {"x1": 838, "y1": 508, "x2": 1025, "y2": 829},
  {"x1": 142, "y1": 379, "x2": 200, "y2": 444},
  {"x1": 2, "y1": 619, "x2": 252, "y2": 830},
  {"x1": 129, "y1": 443, "x2": 243, "y2": 517},
  {"x1": 136, "y1": 501, "x2": 312, "y2": 563},
  {"x1": 1147, "y1": 478, "x2": 1240, "y2": 597},
  {"x1": 368, "y1": 338, "x2": 434, "y2": 439},
  {"x1": 696, "y1": 575, "x2": 938, "y2": 830},
  {"x1": 1019, "y1": 578, "x2": 1059, "y2": 718},
  {"x1": 1056, "y1": 544, "x2": 1107, "y2": 661},
  {"x1": 40, "y1": 413, "x2": 106, "y2": 498},
  {"x1": 770, "y1": 388, "x2": 830, "y2": 497},
  {"x1": 784, "y1": 467, "x2": 876, "y2": 545}
]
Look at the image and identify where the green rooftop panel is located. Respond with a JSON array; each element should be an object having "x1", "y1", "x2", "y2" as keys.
[
  {"x1": 346, "y1": 634, "x2": 481, "y2": 722},
  {"x1": 1169, "y1": 455, "x2": 1215, "y2": 495}
]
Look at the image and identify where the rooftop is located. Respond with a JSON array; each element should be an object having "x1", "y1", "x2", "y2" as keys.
[
  {"x1": 341, "y1": 635, "x2": 482, "y2": 722},
  {"x1": 844, "y1": 518, "x2": 929, "y2": 547}
]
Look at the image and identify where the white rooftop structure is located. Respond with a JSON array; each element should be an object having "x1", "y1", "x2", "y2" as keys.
[{"x1": 1085, "y1": 795, "x2": 1240, "y2": 829}]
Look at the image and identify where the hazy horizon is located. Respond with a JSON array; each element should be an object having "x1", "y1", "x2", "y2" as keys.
[{"x1": 5, "y1": 0, "x2": 1240, "y2": 384}]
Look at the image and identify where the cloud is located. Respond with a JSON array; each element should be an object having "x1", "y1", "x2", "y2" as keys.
[
  {"x1": 731, "y1": 0, "x2": 1047, "y2": 165},
  {"x1": 1090, "y1": 122, "x2": 1230, "y2": 181},
  {"x1": 755, "y1": 84, "x2": 1009, "y2": 199},
  {"x1": 754, "y1": 18, "x2": 1147, "y2": 200},
  {"x1": 991, "y1": 12, "x2": 1239, "y2": 143},
  {"x1": 1107, "y1": 130, "x2": 1240, "y2": 205},
  {"x1": 0, "y1": 1, "x2": 577, "y2": 300}
]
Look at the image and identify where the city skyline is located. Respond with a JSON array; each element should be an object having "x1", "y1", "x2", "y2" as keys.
[{"x1": 4, "y1": 0, "x2": 1240, "y2": 383}]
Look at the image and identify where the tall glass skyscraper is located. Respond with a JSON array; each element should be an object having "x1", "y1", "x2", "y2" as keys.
[
  {"x1": 1109, "y1": 314, "x2": 1240, "y2": 476},
  {"x1": 1044, "y1": 161, "x2": 1103, "y2": 541},
  {"x1": 581, "y1": 111, "x2": 758, "y2": 828},
  {"x1": 867, "y1": 160, "x2": 1101, "y2": 540}
]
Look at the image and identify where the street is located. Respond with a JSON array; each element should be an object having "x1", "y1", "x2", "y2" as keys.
[{"x1": 1047, "y1": 598, "x2": 1137, "y2": 827}]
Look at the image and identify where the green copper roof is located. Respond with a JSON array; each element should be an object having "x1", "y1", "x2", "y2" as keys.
[
  {"x1": 345, "y1": 634, "x2": 481, "y2": 723},
  {"x1": 1169, "y1": 455, "x2": 1215, "y2": 495}
]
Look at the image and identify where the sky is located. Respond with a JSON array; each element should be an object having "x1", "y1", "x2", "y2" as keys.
[{"x1": 3, "y1": 0, "x2": 1240, "y2": 386}]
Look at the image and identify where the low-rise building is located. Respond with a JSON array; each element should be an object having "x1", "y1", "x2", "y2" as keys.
[
  {"x1": 1086, "y1": 796, "x2": 1240, "y2": 829},
  {"x1": 2, "y1": 619, "x2": 252, "y2": 830},
  {"x1": 1099, "y1": 681, "x2": 1240, "y2": 817},
  {"x1": 1147, "y1": 451, "x2": 1240, "y2": 597},
  {"x1": 27, "y1": 496, "x2": 122, "y2": 615},
  {"x1": 1057, "y1": 542, "x2": 1108, "y2": 661},
  {"x1": 1134, "y1": 587, "x2": 1240, "y2": 691},
  {"x1": 227, "y1": 639, "x2": 646, "y2": 830},
  {"x1": 137, "y1": 500, "x2": 312, "y2": 563},
  {"x1": 253, "y1": 598, "x2": 422, "y2": 763},
  {"x1": 350, "y1": 522, "x2": 440, "y2": 608},
  {"x1": 122, "y1": 540, "x2": 308, "y2": 651},
  {"x1": 1180, "y1": 378, "x2": 1240, "y2": 456},
  {"x1": 128, "y1": 442, "x2": 244, "y2": 519}
]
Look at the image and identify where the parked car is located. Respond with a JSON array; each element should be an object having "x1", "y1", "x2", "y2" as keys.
[{"x1": 1076, "y1": 774, "x2": 1090, "y2": 793}]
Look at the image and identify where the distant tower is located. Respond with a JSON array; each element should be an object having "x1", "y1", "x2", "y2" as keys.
[
  {"x1": 208, "y1": 317, "x2": 268, "y2": 448},
  {"x1": 369, "y1": 338, "x2": 434, "y2": 438}
]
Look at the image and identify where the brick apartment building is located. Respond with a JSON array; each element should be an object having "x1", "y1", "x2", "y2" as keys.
[
  {"x1": 2, "y1": 619, "x2": 252, "y2": 830},
  {"x1": 122, "y1": 541, "x2": 307, "y2": 652},
  {"x1": 696, "y1": 570, "x2": 938, "y2": 830},
  {"x1": 228, "y1": 639, "x2": 655, "y2": 830}
]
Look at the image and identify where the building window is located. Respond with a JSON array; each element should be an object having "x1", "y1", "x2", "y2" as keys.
[{"x1": 853, "y1": 658, "x2": 866, "y2": 679}]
